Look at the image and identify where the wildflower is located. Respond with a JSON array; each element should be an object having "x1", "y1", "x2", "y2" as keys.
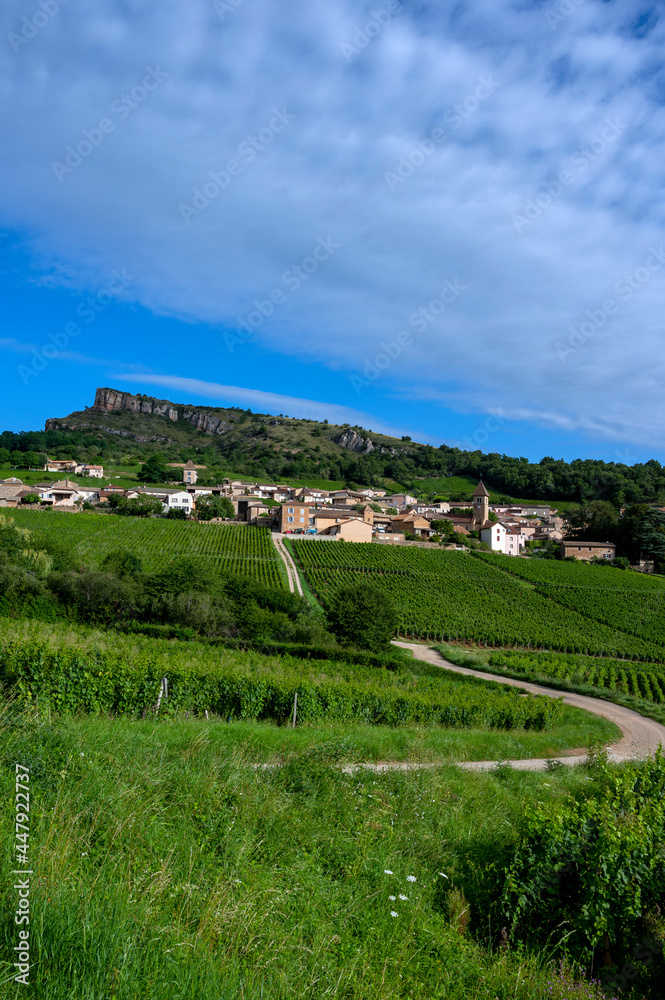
[
  {"x1": 439, "y1": 873, "x2": 449, "y2": 879},
  {"x1": 389, "y1": 895, "x2": 396, "y2": 901},
  {"x1": 399, "y1": 894, "x2": 408, "y2": 900},
  {"x1": 390, "y1": 911, "x2": 398, "y2": 918},
  {"x1": 384, "y1": 869, "x2": 393, "y2": 875},
  {"x1": 406, "y1": 875, "x2": 416, "y2": 882}
]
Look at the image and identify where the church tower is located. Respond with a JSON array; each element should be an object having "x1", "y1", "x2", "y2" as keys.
[{"x1": 471, "y1": 479, "x2": 489, "y2": 529}]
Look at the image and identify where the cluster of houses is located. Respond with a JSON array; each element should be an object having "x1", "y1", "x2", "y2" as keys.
[{"x1": 1, "y1": 456, "x2": 623, "y2": 560}]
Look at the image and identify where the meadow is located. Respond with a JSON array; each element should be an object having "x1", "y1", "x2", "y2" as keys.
[{"x1": 0, "y1": 706, "x2": 629, "y2": 1000}]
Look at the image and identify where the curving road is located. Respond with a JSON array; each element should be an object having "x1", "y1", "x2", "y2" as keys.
[{"x1": 383, "y1": 641, "x2": 665, "y2": 772}]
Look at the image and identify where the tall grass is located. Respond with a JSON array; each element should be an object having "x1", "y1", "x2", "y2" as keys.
[{"x1": 0, "y1": 709, "x2": 620, "y2": 999}]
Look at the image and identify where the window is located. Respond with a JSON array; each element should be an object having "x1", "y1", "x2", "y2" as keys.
[
  {"x1": 287, "y1": 516, "x2": 294, "y2": 523},
  {"x1": 299, "y1": 517, "x2": 304, "y2": 523},
  {"x1": 287, "y1": 507, "x2": 294, "y2": 513}
]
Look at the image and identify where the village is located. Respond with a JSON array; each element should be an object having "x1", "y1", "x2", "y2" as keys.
[{"x1": 0, "y1": 456, "x2": 619, "y2": 561}]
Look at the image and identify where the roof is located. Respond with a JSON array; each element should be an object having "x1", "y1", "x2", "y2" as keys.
[
  {"x1": 0, "y1": 485, "x2": 25, "y2": 499},
  {"x1": 473, "y1": 480, "x2": 490, "y2": 498},
  {"x1": 562, "y1": 539, "x2": 616, "y2": 548},
  {"x1": 184, "y1": 460, "x2": 196, "y2": 469}
]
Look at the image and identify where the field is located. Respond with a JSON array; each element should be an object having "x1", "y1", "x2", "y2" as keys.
[
  {"x1": 290, "y1": 539, "x2": 665, "y2": 660},
  {"x1": 4, "y1": 509, "x2": 285, "y2": 587},
  {"x1": 474, "y1": 550, "x2": 665, "y2": 590},
  {"x1": 0, "y1": 705, "x2": 625, "y2": 1000},
  {"x1": 0, "y1": 618, "x2": 567, "y2": 733},
  {"x1": 488, "y1": 648, "x2": 665, "y2": 702}
]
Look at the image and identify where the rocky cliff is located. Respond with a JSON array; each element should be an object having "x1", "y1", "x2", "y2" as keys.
[
  {"x1": 45, "y1": 388, "x2": 233, "y2": 438},
  {"x1": 92, "y1": 388, "x2": 179, "y2": 422},
  {"x1": 335, "y1": 428, "x2": 375, "y2": 454}
]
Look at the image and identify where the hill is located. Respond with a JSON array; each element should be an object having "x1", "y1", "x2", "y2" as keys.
[{"x1": 2, "y1": 386, "x2": 665, "y2": 504}]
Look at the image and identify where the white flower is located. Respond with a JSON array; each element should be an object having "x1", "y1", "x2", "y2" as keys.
[
  {"x1": 390, "y1": 911, "x2": 399, "y2": 918},
  {"x1": 389, "y1": 895, "x2": 396, "y2": 901},
  {"x1": 399, "y1": 894, "x2": 408, "y2": 901},
  {"x1": 406, "y1": 875, "x2": 416, "y2": 882},
  {"x1": 383, "y1": 869, "x2": 393, "y2": 875},
  {"x1": 439, "y1": 873, "x2": 449, "y2": 879}
]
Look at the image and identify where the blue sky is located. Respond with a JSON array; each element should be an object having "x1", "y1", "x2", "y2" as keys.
[{"x1": 1, "y1": 0, "x2": 664, "y2": 464}]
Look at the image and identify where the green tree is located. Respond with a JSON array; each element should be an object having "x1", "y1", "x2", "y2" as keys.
[
  {"x1": 195, "y1": 494, "x2": 235, "y2": 520},
  {"x1": 111, "y1": 495, "x2": 164, "y2": 518},
  {"x1": 137, "y1": 454, "x2": 172, "y2": 484},
  {"x1": 101, "y1": 549, "x2": 143, "y2": 577},
  {"x1": 325, "y1": 582, "x2": 397, "y2": 649}
]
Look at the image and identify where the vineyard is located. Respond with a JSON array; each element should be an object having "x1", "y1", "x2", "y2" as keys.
[
  {"x1": 474, "y1": 550, "x2": 665, "y2": 591},
  {"x1": 544, "y1": 586, "x2": 665, "y2": 649},
  {"x1": 488, "y1": 649, "x2": 665, "y2": 705},
  {"x1": 0, "y1": 618, "x2": 562, "y2": 730},
  {"x1": 290, "y1": 540, "x2": 665, "y2": 659},
  {"x1": 5, "y1": 510, "x2": 285, "y2": 588}
]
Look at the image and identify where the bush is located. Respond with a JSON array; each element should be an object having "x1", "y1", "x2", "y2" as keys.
[{"x1": 326, "y1": 582, "x2": 397, "y2": 649}]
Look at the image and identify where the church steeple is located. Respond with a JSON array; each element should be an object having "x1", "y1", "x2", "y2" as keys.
[{"x1": 471, "y1": 479, "x2": 489, "y2": 528}]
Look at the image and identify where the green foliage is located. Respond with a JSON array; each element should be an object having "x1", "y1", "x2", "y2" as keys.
[
  {"x1": 326, "y1": 581, "x2": 397, "y2": 649},
  {"x1": 100, "y1": 549, "x2": 143, "y2": 577},
  {"x1": 136, "y1": 453, "x2": 172, "y2": 483},
  {"x1": 292, "y1": 540, "x2": 664, "y2": 658},
  {"x1": 489, "y1": 649, "x2": 665, "y2": 706},
  {"x1": 5, "y1": 511, "x2": 285, "y2": 585},
  {"x1": 109, "y1": 493, "x2": 164, "y2": 517},
  {"x1": 195, "y1": 493, "x2": 235, "y2": 520},
  {"x1": 0, "y1": 710, "x2": 617, "y2": 1000},
  {"x1": 0, "y1": 620, "x2": 563, "y2": 729},
  {"x1": 474, "y1": 549, "x2": 665, "y2": 590},
  {"x1": 497, "y1": 751, "x2": 665, "y2": 963}
]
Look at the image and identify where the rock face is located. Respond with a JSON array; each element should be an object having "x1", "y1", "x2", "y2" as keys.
[
  {"x1": 92, "y1": 388, "x2": 179, "y2": 422},
  {"x1": 182, "y1": 410, "x2": 230, "y2": 435},
  {"x1": 336, "y1": 428, "x2": 375, "y2": 454},
  {"x1": 45, "y1": 388, "x2": 232, "y2": 438}
]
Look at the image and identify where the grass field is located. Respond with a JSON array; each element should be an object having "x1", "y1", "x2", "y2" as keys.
[{"x1": 0, "y1": 707, "x2": 622, "y2": 1000}]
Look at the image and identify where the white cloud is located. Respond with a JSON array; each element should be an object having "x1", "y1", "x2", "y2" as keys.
[{"x1": 1, "y1": 0, "x2": 664, "y2": 449}]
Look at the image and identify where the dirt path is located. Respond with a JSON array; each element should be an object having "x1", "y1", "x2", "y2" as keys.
[
  {"x1": 388, "y1": 641, "x2": 665, "y2": 771},
  {"x1": 271, "y1": 534, "x2": 303, "y2": 597}
]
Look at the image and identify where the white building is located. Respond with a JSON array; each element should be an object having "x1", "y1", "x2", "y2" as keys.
[
  {"x1": 480, "y1": 521, "x2": 526, "y2": 556},
  {"x1": 163, "y1": 490, "x2": 193, "y2": 515},
  {"x1": 75, "y1": 464, "x2": 104, "y2": 478}
]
